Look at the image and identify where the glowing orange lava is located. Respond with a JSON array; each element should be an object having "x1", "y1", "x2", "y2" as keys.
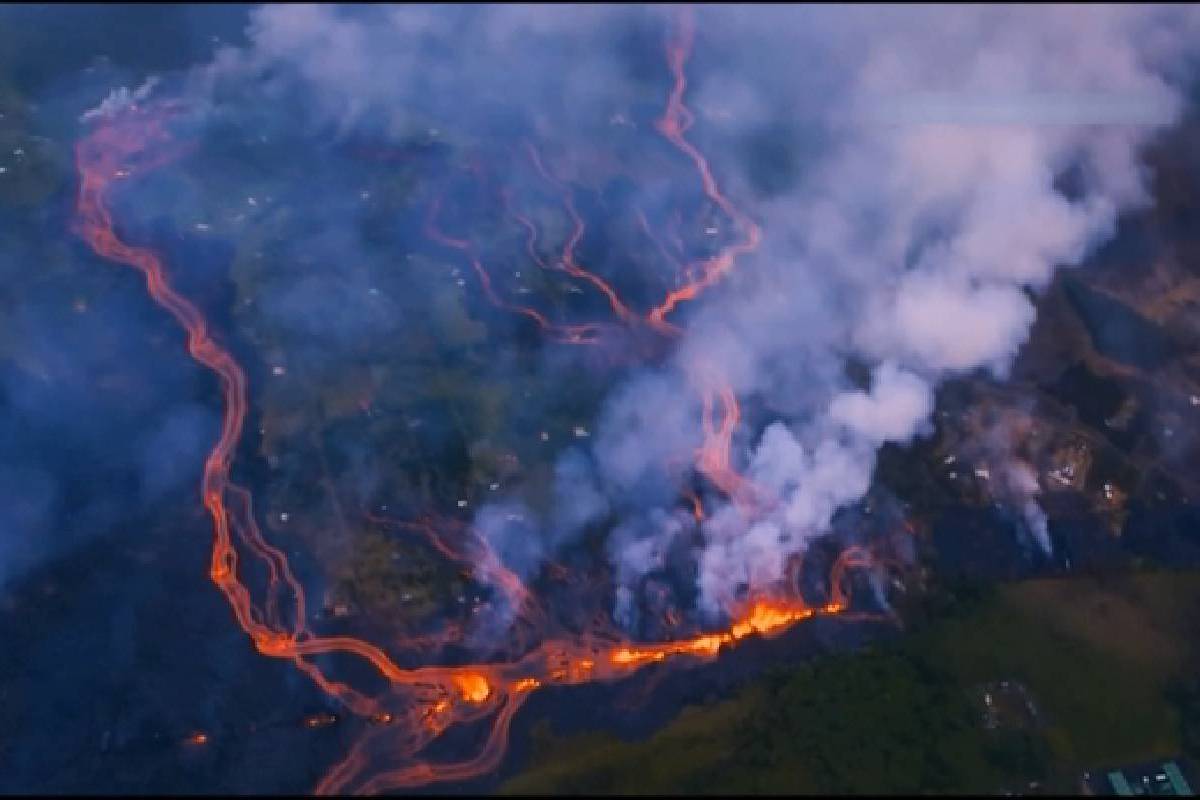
[
  {"x1": 695, "y1": 380, "x2": 764, "y2": 511},
  {"x1": 453, "y1": 673, "x2": 492, "y2": 704},
  {"x1": 424, "y1": 195, "x2": 612, "y2": 346},
  {"x1": 646, "y1": 6, "x2": 763, "y2": 333},
  {"x1": 72, "y1": 7, "x2": 879, "y2": 795},
  {"x1": 185, "y1": 731, "x2": 209, "y2": 746},
  {"x1": 521, "y1": 141, "x2": 640, "y2": 326}
]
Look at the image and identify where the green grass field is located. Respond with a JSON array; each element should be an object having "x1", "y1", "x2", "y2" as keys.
[{"x1": 500, "y1": 568, "x2": 1200, "y2": 794}]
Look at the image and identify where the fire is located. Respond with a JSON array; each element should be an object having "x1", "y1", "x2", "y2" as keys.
[
  {"x1": 453, "y1": 673, "x2": 492, "y2": 704},
  {"x1": 253, "y1": 632, "x2": 293, "y2": 657},
  {"x1": 72, "y1": 7, "x2": 880, "y2": 796},
  {"x1": 512, "y1": 677, "x2": 541, "y2": 693},
  {"x1": 732, "y1": 600, "x2": 815, "y2": 638},
  {"x1": 606, "y1": 596, "x2": 832, "y2": 668}
]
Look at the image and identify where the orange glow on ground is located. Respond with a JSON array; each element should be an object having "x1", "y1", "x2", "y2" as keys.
[
  {"x1": 453, "y1": 674, "x2": 492, "y2": 704},
  {"x1": 72, "y1": 7, "x2": 883, "y2": 796}
]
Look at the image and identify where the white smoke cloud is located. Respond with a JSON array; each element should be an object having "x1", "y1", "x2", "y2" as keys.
[
  {"x1": 192, "y1": 4, "x2": 653, "y2": 145},
  {"x1": 549, "y1": 448, "x2": 610, "y2": 548},
  {"x1": 607, "y1": 508, "x2": 690, "y2": 628},
  {"x1": 829, "y1": 363, "x2": 933, "y2": 446},
  {"x1": 135, "y1": 3, "x2": 1200, "y2": 623},
  {"x1": 81, "y1": 76, "x2": 159, "y2": 122},
  {"x1": 1008, "y1": 462, "x2": 1052, "y2": 556},
  {"x1": 591, "y1": 370, "x2": 702, "y2": 501},
  {"x1": 659, "y1": 3, "x2": 1198, "y2": 616},
  {"x1": 958, "y1": 404, "x2": 1053, "y2": 556}
]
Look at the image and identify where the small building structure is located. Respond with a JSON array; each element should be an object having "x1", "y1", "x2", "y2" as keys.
[{"x1": 1082, "y1": 758, "x2": 1195, "y2": 796}]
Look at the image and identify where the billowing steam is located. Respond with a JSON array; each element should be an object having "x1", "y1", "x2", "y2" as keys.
[{"x1": 83, "y1": 4, "x2": 1200, "y2": 626}]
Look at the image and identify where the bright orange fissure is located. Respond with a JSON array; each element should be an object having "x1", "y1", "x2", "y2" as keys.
[{"x1": 73, "y1": 7, "x2": 870, "y2": 794}]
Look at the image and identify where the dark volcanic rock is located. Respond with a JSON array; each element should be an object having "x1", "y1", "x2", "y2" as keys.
[{"x1": 1062, "y1": 276, "x2": 1180, "y2": 371}]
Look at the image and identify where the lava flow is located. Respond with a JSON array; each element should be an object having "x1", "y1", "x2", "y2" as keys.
[
  {"x1": 647, "y1": 6, "x2": 763, "y2": 334},
  {"x1": 696, "y1": 379, "x2": 763, "y2": 512},
  {"x1": 424, "y1": 193, "x2": 614, "y2": 346},
  {"x1": 73, "y1": 7, "x2": 878, "y2": 795}
]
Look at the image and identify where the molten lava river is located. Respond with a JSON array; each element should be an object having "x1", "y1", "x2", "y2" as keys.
[{"x1": 73, "y1": 9, "x2": 887, "y2": 794}]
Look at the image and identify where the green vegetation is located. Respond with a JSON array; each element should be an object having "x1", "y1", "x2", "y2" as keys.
[
  {"x1": 0, "y1": 80, "x2": 64, "y2": 210},
  {"x1": 501, "y1": 568, "x2": 1200, "y2": 794},
  {"x1": 1167, "y1": 678, "x2": 1200, "y2": 764},
  {"x1": 331, "y1": 530, "x2": 462, "y2": 622}
]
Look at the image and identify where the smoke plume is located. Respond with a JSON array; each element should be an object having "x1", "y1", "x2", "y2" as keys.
[{"x1": 81, "y1": 3, "x2": 1200, "y2": 626}]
